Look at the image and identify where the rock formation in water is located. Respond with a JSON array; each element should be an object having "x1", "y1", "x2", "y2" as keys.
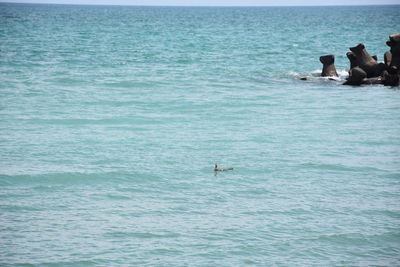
[
  {"x1": 343, "y1": 67, "x2": 367, "y2": 86},
  {"x1": 320, "y1": 55, "x2": 338, "y2": 77},
  {"x1": 305, "y1": 33, "x2": 400, "y2": 86},
  {"x1": 348, "y1": 43, "x2": 386, "y2": 78},
  {"x1": 300, "y1": 34, "x2": 400, "y2": 86},
  {"x1": 382, "y1": 33, "x2": 400, "y2": 86}
]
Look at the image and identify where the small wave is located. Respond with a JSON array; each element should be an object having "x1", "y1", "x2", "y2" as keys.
[
  {"x1": 311, "y1": 69, "x2": 348, "y2": 79},
  {"x1": 285, "y1": 69, "x2": 348, "y2": 83},
  {"x1": 103, "y1": 193, "x2": 132, "y2": 200},
  {"x1": 104, "y1": 231, "x2": 180, "y2": 239},
  {"x1": 299, "y1": 162, "x2": 371, "y2": 172},
  {"x1": 103, "y1": 80, "x2": 155, "y2": 88},
  {"x1": 315, "y1": 233, "x2": 370, "y2": 245},
  {"x1": 285, "y1": 71, "x2": 302, "y2": 78},
  {"x1": 310, "y1": 69, "x2": 322, "y2": 77},
  {"x1": 381, "y1": 173, "x2": 400, "y2": 179},
  {"x1": 337, "y1": 69, "x2": 349, "y2": 78}
]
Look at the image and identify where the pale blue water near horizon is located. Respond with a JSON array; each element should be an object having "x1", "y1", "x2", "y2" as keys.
[{"x1": 1, "y1": 3, "x2": 400, "y2": 266}]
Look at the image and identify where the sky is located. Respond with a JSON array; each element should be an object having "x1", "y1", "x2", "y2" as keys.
[{"x1": 1, "y1": 0, "x2": 400, "y2": 6}]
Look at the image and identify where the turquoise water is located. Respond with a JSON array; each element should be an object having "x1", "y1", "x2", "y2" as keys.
[{"x1": 1, "y1": 3, "x2": 400, "y2": 266}]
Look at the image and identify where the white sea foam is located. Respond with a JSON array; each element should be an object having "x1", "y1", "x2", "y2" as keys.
[{"x1": 286, "y1": 69, "x2": 349, "y2": 83}]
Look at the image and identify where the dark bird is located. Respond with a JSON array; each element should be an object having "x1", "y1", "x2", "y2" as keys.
[{"x1": 214, "y1": 164, "x2": 233, "y2": 172}]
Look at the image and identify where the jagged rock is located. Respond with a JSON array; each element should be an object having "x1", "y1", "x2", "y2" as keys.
[
  {"x1": 343, "y1": 67, "x2": 367, "y2": 85},
  {"x1": 311, "y1": 33, "x2": 400, "y2": 87},
  {"x1": 344, "y1": 68, "x2": 386, "y2": 86},
  {"x1": 349, "y1": 43, "x2": 385, "y2": 78},
  {"x1": 346, "y1": 52, "x2": 378, "y2": 71}
]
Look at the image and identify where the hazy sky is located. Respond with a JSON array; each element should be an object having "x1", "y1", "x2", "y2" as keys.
[{"x1": 2, "y1": 0, "x2": 400, "y2": 5}]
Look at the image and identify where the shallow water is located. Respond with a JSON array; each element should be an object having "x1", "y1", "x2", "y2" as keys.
[{"x1": 1, "y1": 4, "x2": 400, "y2": 266}]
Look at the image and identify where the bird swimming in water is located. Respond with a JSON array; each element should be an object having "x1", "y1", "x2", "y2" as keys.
[{"x1": 214, "y1": 164, "x2": 233, "y2": 172}]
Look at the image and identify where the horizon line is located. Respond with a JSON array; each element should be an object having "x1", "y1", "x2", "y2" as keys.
[{"x1": 1, "y1": 2, "x2": 400, "y2": 7}]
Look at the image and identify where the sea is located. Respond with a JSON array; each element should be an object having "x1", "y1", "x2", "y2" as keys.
[{"x1": 1, "y1": 3, "x2": 400, "y2": 266}]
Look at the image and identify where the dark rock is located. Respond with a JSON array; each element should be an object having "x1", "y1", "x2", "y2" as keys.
[
  {"x1": 346, "y1": 51, "x2": 358, "y2": 69},
  {"x1": 349, "y1": 43, "x2": 385, "y2": 77},
  {"x1": 386, "y1": 33, "x2": 400, "y2": 71},
  {"x1": 320, "y1": 55, "x2": 338, "y2": 77},
  {"x1": 389, "y1": 33, "x2": 400, "y2": 43},
  {"x1": 307, "y1": 33, "x2": 400, "y2": 87},
  {"x1": 343, "y1": 67, "x2": 367, "y2": 86},
  {"x1": 388, "y1": 66, "x2": 398, "y2": 75},
  {"x1": 383, "y1": 70, "x2": 400, "y2": 86},
  {"x1": 384, "y1": 51, "x2": 392, "y2": 67}
]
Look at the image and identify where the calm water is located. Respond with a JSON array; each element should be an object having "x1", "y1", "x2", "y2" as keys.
[{"x1": 1, "y1": 3, "x2": 400, "y2": 266}]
